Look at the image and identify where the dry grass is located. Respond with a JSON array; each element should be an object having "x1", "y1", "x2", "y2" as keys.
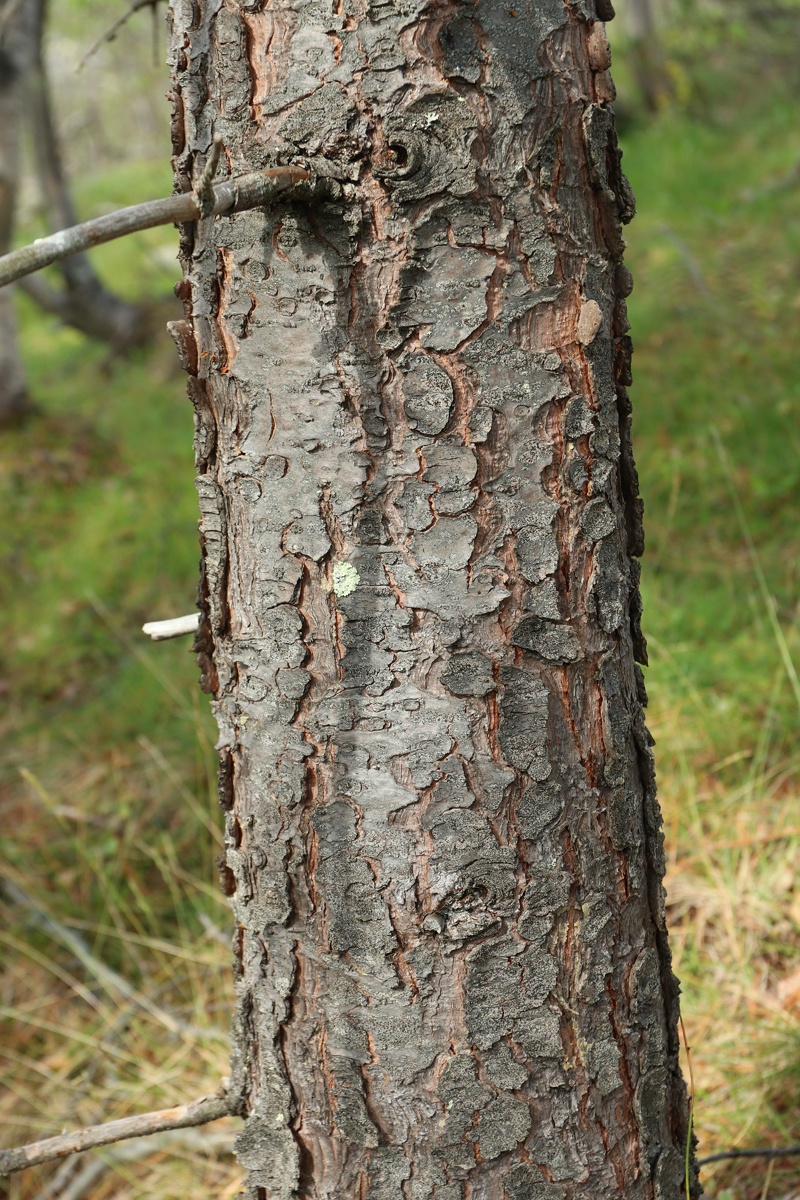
[
  {"x1": 649, "y1": 653, "x2": 800, "y2": 1200},
  {"x1": 2, "y1": 646, "x2": 797, "y2": 1200},
  {"x1": 0, "y1": 728, "x2": 244, "y2": 1200}
]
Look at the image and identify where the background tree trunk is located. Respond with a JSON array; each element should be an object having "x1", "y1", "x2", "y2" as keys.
[
  {"x1": 0, "y1": 0, "x2": 150, "y2": 428},
  {"x1": 168, "y1": 1, "x2": 696, "y2": 1197},
  {"x1": 0, "y1": 0, "x2": 38, "y2": 425},
  {"x1": 25, "y1": 0, "x2": 146, "y2": 349},
  {"x1": 626, "y1": 0, "x2": 675, "y2": 112}
]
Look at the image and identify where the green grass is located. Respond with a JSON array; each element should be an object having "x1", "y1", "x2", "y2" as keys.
[
  {"x1": 0, "y1": 72, "x2": 237, "y2": 1199},
  {"x1": 615, "y1": 35, "x2": 800, "y2": 1200},
  {"x1": 1, "y1": 10, "x2": 799, "y2": 1199},
  {"x1": 624, "y1": 82, "x2": 800, "y2": 760},
  {"x1": 0, "y1": 5, "x2": 237, "y2": 1191},
  {"x1": 1, "y1": 329, "x2": 201, "y2": 739}
]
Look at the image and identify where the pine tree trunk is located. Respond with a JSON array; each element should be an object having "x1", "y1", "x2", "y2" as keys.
[{"x1": 168, "y1": 2, "x2": 696, "y2": 1197}]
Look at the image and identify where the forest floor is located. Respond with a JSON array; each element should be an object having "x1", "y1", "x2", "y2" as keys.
[{"x1": 1, "y1": 7, "x2": 799, "y2": 1200}]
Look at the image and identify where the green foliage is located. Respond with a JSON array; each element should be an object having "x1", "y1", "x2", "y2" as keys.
[{"x1": 0, "y1": 316, "x2": 200, "y2": 744}]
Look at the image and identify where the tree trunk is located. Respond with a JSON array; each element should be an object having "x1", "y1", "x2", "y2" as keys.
[
  {"x1": 168, "y1": 2, "x2": 696, "y2": 1197},
  {"x1": 626, "y1": 0, "x2": 675, "y2": 112},
  {"x1": 0, "y1": 0, "x2": 37, "y2": 425}
]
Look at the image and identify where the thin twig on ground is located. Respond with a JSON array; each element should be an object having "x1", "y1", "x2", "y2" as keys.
[
  {"x1": 1, "y1": 876, "x2": 224, "y2": 1042},
  {"x1": 658, "y1": 224, "x2": 713, "y2": 299}
]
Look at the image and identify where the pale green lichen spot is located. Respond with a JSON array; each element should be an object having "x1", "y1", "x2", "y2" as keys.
[{"x1": 332, "y1": 561, "x2": 360, "y2": 597}]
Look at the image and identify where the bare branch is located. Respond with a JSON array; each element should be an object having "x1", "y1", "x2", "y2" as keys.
[
  {"x1": 79, "y1": 0, "x2": 161, "y2": 68},
  {"x1": 0, "y1": 1090, "x2": 233, "y2": 1176},
  {"x1": 0, "y1": 165, "x2": 310, "y2": 289},
  {"x1": 17, "y1": 274, "x2": 147, "y2": 348},
  {"x1": 697, "y1": 1144, "x2": 800, "y2": 1167}
]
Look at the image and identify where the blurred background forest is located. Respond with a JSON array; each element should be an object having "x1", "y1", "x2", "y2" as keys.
[{"x1": 0, "y1": 1, "x2": 799, "y2": 1197}]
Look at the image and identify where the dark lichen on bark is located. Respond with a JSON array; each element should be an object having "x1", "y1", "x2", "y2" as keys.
[{"x1": 167, "y1": 1, "x2": 697, "y2": 1197}]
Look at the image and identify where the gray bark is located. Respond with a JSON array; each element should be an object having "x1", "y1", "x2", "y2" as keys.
[
  {"x1": 0, "y1": 0, "x2": 37, "y2": 424},
  {"x1": 167, "y1": 2, "x2": 696, "y2": 1198}
]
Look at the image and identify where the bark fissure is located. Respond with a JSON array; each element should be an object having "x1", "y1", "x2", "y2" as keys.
[{"x1": 168, "y1": 0, "x2": 697, "y2": 1196}]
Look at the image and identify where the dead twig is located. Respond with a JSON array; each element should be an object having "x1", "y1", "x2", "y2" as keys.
[
  {"x1": 698, "y1": 1145, "x2": 800, "y2": 1167},
  {"x1": 142, "y1": 613, "x2": 200, "y2": 641},
  {"x1": 79, "y1": 0, "x2": 161, "y2": 68},
  {"x1": 0, "y1": 1090, "x2": 232, "y2": 1176}
]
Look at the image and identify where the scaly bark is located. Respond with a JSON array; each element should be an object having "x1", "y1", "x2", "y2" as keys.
[{"x1": 168, "y1": 2, "x2": 697, "y2": 1198}]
